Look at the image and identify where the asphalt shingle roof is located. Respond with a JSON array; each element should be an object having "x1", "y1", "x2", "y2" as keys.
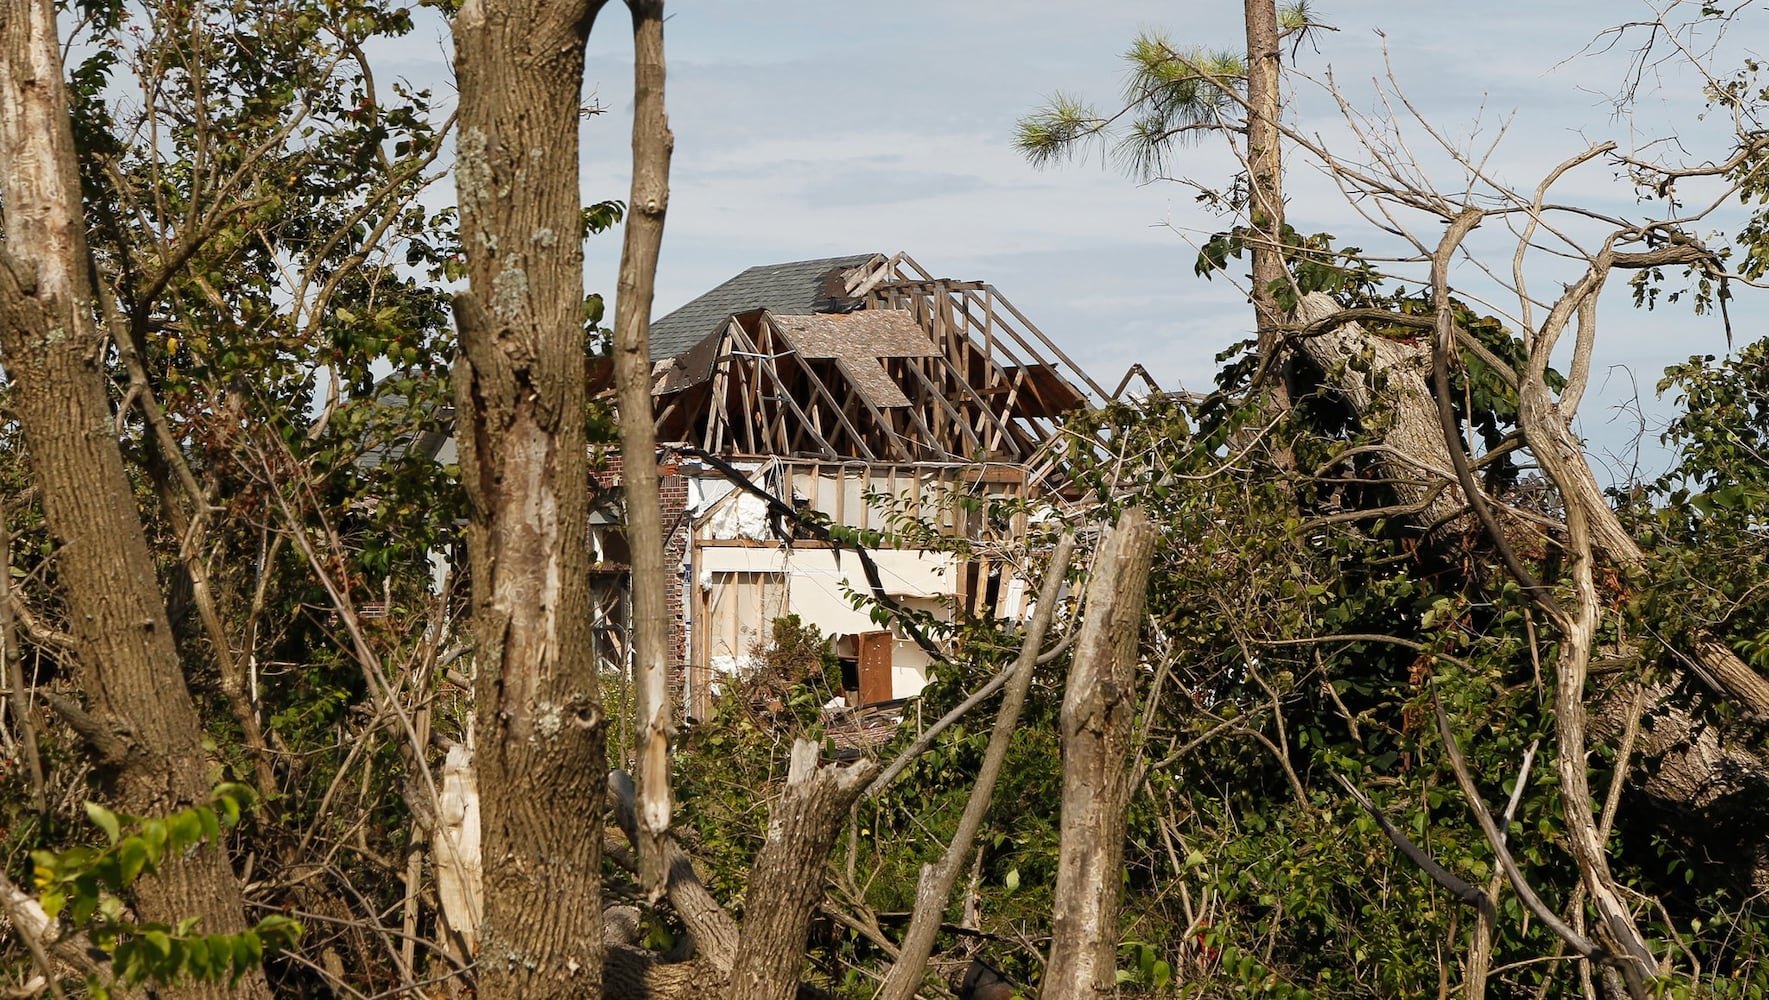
[{"x1": 648, "y1": 253, "x2": 881, "y2": 359}]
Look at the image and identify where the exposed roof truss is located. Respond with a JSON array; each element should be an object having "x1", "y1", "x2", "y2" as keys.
[{"x1": 650, "y1": 254, "x2": 1098, "y2": 479}]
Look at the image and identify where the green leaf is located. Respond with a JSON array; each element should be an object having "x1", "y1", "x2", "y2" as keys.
[
  {"x1": 70, "y1": 876, "x2": 100, "y2": 924},
  {"x1": 190, "y1": 934, "x2": 219, "y2": 982},
  {"x1": 85, "y1": 802, "x2": 122, "y2": 844},
  {"x1": 138, "y1": 820, "x2": 167, "y2": 867},
  {"x1": 169, "y1": 808, "x2": 206, "y2": 852},
  {"x1": 118, "y1": 837, "x2": 149, "y2": 885},
  {"x1": 231, "y1": 932, "x2": 264, "y2": 984},
  {"x1": 197, "y1": 806, "x2": 221, "y2": 843}
]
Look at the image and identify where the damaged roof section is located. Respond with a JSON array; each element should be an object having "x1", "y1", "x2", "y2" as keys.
[
  {"x1": 648, "y1": 253, "x2": 1102, "y2": 476},
  {"x1": 647, "y1": 253, "x2": 884, "y2": 359}
]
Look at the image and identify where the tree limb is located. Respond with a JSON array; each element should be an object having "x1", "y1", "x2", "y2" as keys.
[{"x1": 874, "y1": 532, "x2": 1077, "y2": 1000}]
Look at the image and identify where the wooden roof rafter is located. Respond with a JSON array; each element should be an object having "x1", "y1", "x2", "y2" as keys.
[
  {"x1": 885, "y1": 253, "x2": 1110, "y2": 401},
  {"x1": 649, "y1": 252, "x2": 1101, "y2": 484},
  {"x1": 736, "y1": 327, "x2": 823, "y2": 456},
  {"x1": 752, "y1": 314, "x2": 882, "y2": 462},
  {"x1": 921, "y1": 292, "x2": 1036, "y2": 460},
  {"x1": 865, "y1": 285, "x2": 1062, "y2": 460},
  {"x1": 894, "y1": 352, "x2": 987, "y2": 458}
]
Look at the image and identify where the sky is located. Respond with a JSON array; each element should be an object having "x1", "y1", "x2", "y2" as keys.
[{"x1": 375, "y1": 1, "x2": 1763, "y2": 482}]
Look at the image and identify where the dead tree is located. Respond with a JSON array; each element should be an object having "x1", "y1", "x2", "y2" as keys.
[
  {"x1": 1042, "y1": 509, "x2": 1157, "y2": 999},
  {"x1": 610, "y1": 0, "x2": 677, "y2": 899},
  {"x1": 726, "y1": 741, "x2": 876, "y2": 1000},
  {"x1": 1270, "y1": 47, "x2": 1769, "y2": 989}
]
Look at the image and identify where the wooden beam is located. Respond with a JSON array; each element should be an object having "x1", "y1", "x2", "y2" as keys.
[
  {"x1": 829, "y1": 357, "x2": 914, "y2": 461},
  {"x1": 900, "y1": 354, "x2": 983, "y2": 458},
  {"x1": 977, "y1": 286, "x2": 1110, "y2": 400},
  {"x1": 763, "y1": 318, "x2": 878, "y2": 461},
  {"x1": 733, "y1": 320, "x2": 835, "y2": 459},
  {"x1": 924, "y1": 336, "x2": 1024, "y2": 461}
]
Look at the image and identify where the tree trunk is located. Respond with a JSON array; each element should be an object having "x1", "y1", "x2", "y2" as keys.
[
  {"x1": 1042, "y1": 509, "x2": 1158, "y2": 1000},
  {"x1": 608, "y1": 770, "x2": 741, "y2": 974},
  {"x1": 609, "y1": 0, "x2": 677, "y2": 899},
  {"x1": 1517, "y1": 358, "x2": 1769, "y2": 719},
  {"x1": 1292, "y1": 292, "x2": 1468, "y2": 527},
  {"x1": 1244, "y1": 0, "x2": 1295, "y2": 447},
  {"x1": 1550, "y1": 503, "x2": 1655, "y2": 988},
  {"x1": 0, "y1": 5, "x2": 270, "y2": 998},
  {"x1": 1244, "y1": 0, "x2": 1285, "y2": 344},
  {"x1": 725, "y1": 740, "x2": 875, "y2": 1000},
  {"x1": 450, "y1": 0, "x2": 609, "y2": 993}
]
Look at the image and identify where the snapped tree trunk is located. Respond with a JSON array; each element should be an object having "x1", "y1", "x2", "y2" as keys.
[
  {"x1": 608, "y1": 771, "x2": 741, "y2": 973},
  {"x1": 1297, "y1": 283, "x2": 1769, "y2": 865},
  {"x1": 1042, "y1": 508, "x2": 1157, "y2": 999},
  {"x1": 609, "y1": 0, "x2": 677, "y2": 899},
  {"x1": 1292, "y1": 292, "x2": 1467, "y2": 527},
  {"x1": 725, "y1": 740, "x2": 875, "y2": 1000},
  {"x1": 0, "y1": 5, "x2": 270, "y2": 998},
  {"x1": 450, "y1": 0, "x2": 609, "y2": 993}
]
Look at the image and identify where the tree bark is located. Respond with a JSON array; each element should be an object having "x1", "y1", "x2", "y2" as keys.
[
  {"x1": 1550, "y1": 502, "x2": 1655, "y2": 990},
  {"x1": 725, "y1": 740, "x2": 875, "y2": 1000},
  {"x1": 1292, "y1": 292, "x2": 1468, "y2": 526},
  {"x1": 1042, "y1": 509, "x2": 1158, "y2": 1000},
  {"x1": 1517, "y1": 344, "x2": 1769, "y2": 719},
  {"x1": 1244, "y1": 0, "x2": 1285, "y2": 345},
  {"x1": 609, "y1": 0, "x2": 677, "y2": 899},
  {"x1": 1244, "y1": 0, "x2": 1295, "y2": 448},
  {"x1": 608, "y1": 770, "x2": 741, "y2": 974},
  {"x1": 0, "y1": 5, "x2": 269, "y2": 998},
  {"x1": 450, "y1": 0, "x2": 609, "y2": 993}
]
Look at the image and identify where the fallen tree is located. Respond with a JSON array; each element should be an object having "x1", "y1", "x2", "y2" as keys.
[{"x1": 1020, "y1": 3, "x2": 1769, "y2": 994}]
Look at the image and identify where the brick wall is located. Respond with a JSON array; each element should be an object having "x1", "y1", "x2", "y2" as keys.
[{"x1": 593, "y1": 450, "x2": 691, "y2": 704}]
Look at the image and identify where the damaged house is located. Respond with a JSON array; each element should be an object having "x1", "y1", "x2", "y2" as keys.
[{"x1": 592, "y1": 252, "x2": 1103, "y2": 720}]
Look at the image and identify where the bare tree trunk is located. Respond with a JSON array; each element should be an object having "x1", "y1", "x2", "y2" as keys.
[
  {"x1": 1551, "y1": 503, "x2": 1654, "y2": 992},
  {"x1": 1517, "y1": 345, "x2": 1769, "y2": 719},
  {"x1": 1244, "y1": 0, "x2": 1284, "y2": 345},
  {"x1": 725, "y1": 740, "x2": 875, "y2": 1000},
  {"x1": 0, "y1": 6, "x2": 270, "y2": 998},
  {"x1": 608, "y1": 770, "x2": 741, "y2": 974},
  {"x1": 1042, "y1": 508, "x2": 1157, "y2": 1000},
  {"x1": 875, "y1": 535, "x2": 1077, "y2": 1000},
  {"x1": 609, "y1": 0, "x2": 677, "y2": 899},
  {"x1": 450, "y1": 0, "x2": 609, "y2": 993},
  {"x1": 1244, "y1": 0, "x2": 1295, "y2": 448}
]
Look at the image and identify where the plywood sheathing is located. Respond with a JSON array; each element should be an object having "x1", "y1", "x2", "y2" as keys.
[{"x1": 768, "y1": 311, "x2": 936, "y2": 409}]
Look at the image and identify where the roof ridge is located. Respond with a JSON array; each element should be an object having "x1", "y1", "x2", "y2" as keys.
[{"x1": 647, "y1": 252, "x2": 882, "y2": 360}]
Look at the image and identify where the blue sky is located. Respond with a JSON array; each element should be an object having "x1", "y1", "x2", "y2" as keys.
[{"x1": 378, "y1": 1, "x2": 1759, "y2": 481}]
